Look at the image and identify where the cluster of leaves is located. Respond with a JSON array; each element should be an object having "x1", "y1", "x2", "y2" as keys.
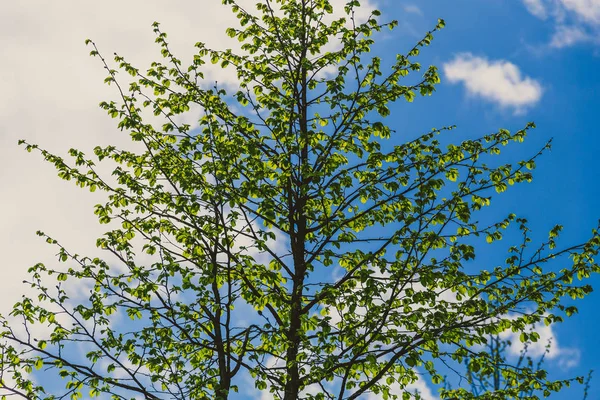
[{"x1": 1, "y1": 0, "x2": 599, "y2": 399}]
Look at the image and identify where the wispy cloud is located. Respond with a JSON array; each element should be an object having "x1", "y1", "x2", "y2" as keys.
[
  {"x1": 560, "y1": 0, "x2": 600, "y2": 24},
  {"x1": 522, "y1": 0, "x2": 600, "y2": 47},
  {"x1": 403, "y1": 4, "x2": 423, "y2": 15},
  {"x1": 523, "y1": 0, "x2": 548, "y2": 18},
  {"x1": 501, "y1": 320, "x2": 582, "y2": 369},
  {"x1": 443, "y1": 53, "x2": 543, "y2": 112},
  {"x1": 551, "y1": 24, "x2": 592, "y2": 47},
  {"x1": 522, "y1": 0, "x2": 600, "y2": 23}
]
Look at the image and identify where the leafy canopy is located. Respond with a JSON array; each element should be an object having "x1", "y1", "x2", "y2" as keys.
[{"x1": 3, "y1": 0, "x2": 600, "y2": 399}]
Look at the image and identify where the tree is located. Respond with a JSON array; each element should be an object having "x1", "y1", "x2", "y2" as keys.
[
  {"x1": 2, "y1": 0, "x2": 599, "y2": 399},
  {"x1": 453, "y1": 332, "x2": 594, "y2": 399}
]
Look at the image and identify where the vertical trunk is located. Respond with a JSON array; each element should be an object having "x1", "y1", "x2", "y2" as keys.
[
  {"x1": 212, "y1": 206, "x2": 230, "y2": 400},
  {"x1": 284, "y1": 15, "x2": 309, "y2": 397},
  {"x1": 283, "y1": 237, "x2": 306, "y2": 399},
  {"x1": 283, "y1": 125, "x2": 308, "y2": 399},
  {"x1": 213, "y1": 271, "x2": 230, "y2": 400}
]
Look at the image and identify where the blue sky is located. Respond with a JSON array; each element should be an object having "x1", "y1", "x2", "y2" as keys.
[
  {"x1": 375, "y1": 1, "x2": 600, "y2": 398},
  {"x1": 0, "y1": 0, "x2": 599, "y2": 399}
]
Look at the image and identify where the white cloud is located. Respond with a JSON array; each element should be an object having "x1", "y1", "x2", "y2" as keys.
[
  {"x1": 522, "y1": 0, "x2": 600, "y2": 47},
  {"x1": 366, "y1": 374, "x2": 438, "y2": 400},
  {"x1": 523, "y1": 0, "x2": 548, "y2": 18},
  {"x1": 404, "y1": 376, "x2": 438, "y2": 400},
  {"x1": 0, "y1": 2, "x2": 387, "y2": 397},
  {"x1": 0, "y1": 0, "x2": 376, "y2": 312},
  {"x1": 524, "y1": 0, "x2": 600, "y2": 23},
  {"x1": 443, "y1": 53, "x2": 543, "y2": 112},
  {"x1": 498, "y1": 318, "x2": 581, "y2": 369},
  {"x1": 560, "y1": 0, "x2": 600, "y2": 24},
  {"x1": 550, "y1": 24, "x2": 592, "y2": 47},
  {"x1": 0, "y1": 0, "x2": 379, "y2": 395}
]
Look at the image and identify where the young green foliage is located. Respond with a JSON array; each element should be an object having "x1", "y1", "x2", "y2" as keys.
[{"x1": 3, "y1": 0, "x2": 600, "y2": 399}]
